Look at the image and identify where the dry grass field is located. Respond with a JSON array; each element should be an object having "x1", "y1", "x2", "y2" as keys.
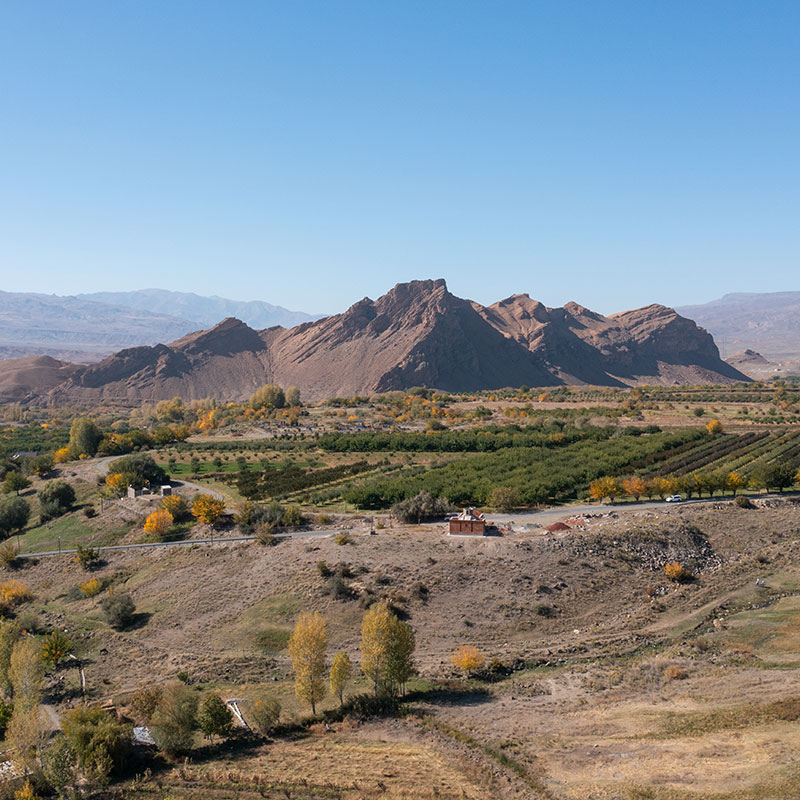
[{"x1": 6, "y1": 488, "x2": 800, "y2": 799}]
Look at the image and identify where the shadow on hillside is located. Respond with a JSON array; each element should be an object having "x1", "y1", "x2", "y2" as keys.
[{"x1": 406, "y1": 685, "x2": 493, "y2": 707}]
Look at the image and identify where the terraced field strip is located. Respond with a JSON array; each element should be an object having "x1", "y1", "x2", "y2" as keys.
[{"x1": 646, "y1": 433, "x2": 768, "y2": 477}]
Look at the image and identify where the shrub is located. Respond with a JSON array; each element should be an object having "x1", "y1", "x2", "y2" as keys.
[
  {"x1": 74, "y1": 545, "x2": 101, "y2": 571},
  {"x1": 0, "y1": 580, "x2": 33, "y2": 608},
  {"x1": 255, "y1": 528, "x2": 279, "y2": 546},
  {"x1": 37, "y1": 480, "x2": 76, "y2": 515},
  {"x1": 391, "y1": 491, "x2": 451, "y2": 523},
  {"x1": 335, "y1": 531, "x2": 352, "y2": 545},
  {"x1": 411, "y1": 581, "x2": 428, "y2": 601},
  {"x1": 130, "y1": 685, "x2": 163, "y2": 724},
  {"x1": 316, "y1": 512, "x2": 333, "y2": 525},
  {"x1": 28, "y1": 454, "x2": 54, "y2": 477},
  {"x1": 41, "y1": 630, "x2": 73, "y2": 666},
  {"x1": 39, "y1": 498, "x2": 65, "y2": 523},
  {"x1": 0, "y1": 541, "x2": 19, "y2": 570},
  {"x1": 143, "y1": 508, "x2": 173, "y2": 539},
  {"x1": 663, "y1": 664, "x2": 688, "y2": 681},
  {"x1": 734, "y1": 495, "x2": 755, "y2": 509},
  {"x1": 62, "y1": 705, "x2": 130, "y2": 783},
  {"x1": 534, "y1": 603, "x2": 554, "y2": 617},
  {"x1": 326, "y1": 575, "x2": 351, "y2": 600},
  {"x1": 79, "y1": 578, "x2": 104, "y2": 598},
  {"x1": 451, "y1": 645, "x2": 485, "y2": 675},
  {"x1": 83, "y1": 506, "x2": 97, "y2": 518},
  {"x1": 161, "y1": 494, "x2": 190, "y2": 521},
  {"x1": 282, "y1": 504, "x2": 303, "y2": 527},
  {"x1": 316, "y1": 560, "x2": 332, "y2": 578},
  {"x1": 664, "y1": 561, "x2": 693, "y2": 583},
  {"x1": 246, "y1": 694, "x2": 281, "y2": 735},
  {"x1": 101, "y1": 592, "x2": 136, "y2": 630}
]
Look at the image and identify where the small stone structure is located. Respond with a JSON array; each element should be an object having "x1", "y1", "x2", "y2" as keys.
[
  {"x1": 449, "y1": 507, "x2": 486, "y2": 535},
  {"x1": 160, "y1": 485, "x2": 172, "y2": 496}
]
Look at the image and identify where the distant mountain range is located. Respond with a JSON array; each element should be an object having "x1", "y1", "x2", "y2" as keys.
[
  {"x1": 0, "y1": 289, "x2": 319, "y2": 362},
  {"x1": 77, "y1": 289, "x2": 319, "y2": 331},
  {"x1": 678, "y1": 292, "x2": 800, "y2": 360},
  {"x1": 0, "y1": 279, "x2": 746, "y2": 404}
]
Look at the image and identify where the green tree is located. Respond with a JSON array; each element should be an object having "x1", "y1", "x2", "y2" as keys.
[
  {"x1": 37, "y1": 480, "x2": 75, "y2": 515},
  {"x1": 197, "y1": 693, "x2": 233, "y2": 741},
  {"x1": 0, "y1": 496, "x2": 31, "y2": 538},
  {"x1": 150, "y1": 682, "x2": 198, "y2": 755},
  {"x1": 28, "y1": 454, "x2": 54, "y2": 478},
  {"x1": 489, "y1": 485, "x2": 519, "y2": 512},
  {"x1": 246, "y1": 694, "x2": 281, "y2": 736},
  {"x1": 62, "y1": 706, "x2": 130, "y2": 785},
  {"x1": 286, "y1": 386, "x2": 301, "y2": 407},
  {"x1": 288, "y1": 611, "x2": 328, "y2": 715},
  {"x1": 43, "y1": 734, "x2": 78, "y2": 799},
  {"x1": 106, "y1": 453, "x2": 168, "y2": 489},
  {"x1": 69, "y1": 417, "x2": 103, "y2": 458},
  {"x1": 250, "y1": 384, "x2": 286, "y2": 410},
  {"x1": 3, "y1": 471, "x2": 30, "y2": 496}
]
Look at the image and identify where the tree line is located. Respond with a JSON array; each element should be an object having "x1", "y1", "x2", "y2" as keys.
[{"x1": 590, "y1": 461, "x2": 800, "y2": 502}]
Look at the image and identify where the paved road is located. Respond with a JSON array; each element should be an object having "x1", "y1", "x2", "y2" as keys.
[
  {"x1": 429, "y1": 492, "x2": 800, "y2": 529},
  {"x1": 17, "y1": 529, "x2": 337, "y2": 560}
]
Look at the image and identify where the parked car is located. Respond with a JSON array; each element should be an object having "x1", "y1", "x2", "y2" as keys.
[{"x1": 665, "y1": 494, "x2": 683, "y2": 503}]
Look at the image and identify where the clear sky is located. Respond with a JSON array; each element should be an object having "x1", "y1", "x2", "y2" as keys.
[{"x1": 1, "y1": 1, "x2": 798, "y2": 315}]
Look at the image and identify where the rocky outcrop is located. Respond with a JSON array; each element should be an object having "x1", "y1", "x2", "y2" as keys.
[{"x1": 44, "y1": 279, "x2": 749, "y2": 403}]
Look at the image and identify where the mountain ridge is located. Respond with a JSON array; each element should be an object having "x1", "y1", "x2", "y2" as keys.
[{"x1": 28, "y1": 279, "x2": 748, "y2": 404}]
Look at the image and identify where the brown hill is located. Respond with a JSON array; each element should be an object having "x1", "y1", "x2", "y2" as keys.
[
  {"x1": 44, "y1": 280, "x2": 748, "y2": 403},
  {"x1": 0, "y1": 356, "x2": 79, "y2": 402}
]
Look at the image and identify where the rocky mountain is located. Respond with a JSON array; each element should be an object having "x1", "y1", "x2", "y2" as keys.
[
  {"x1": 678, "y1": 292, "x2": 800, "y2": 360},
  {"x1": 0, "y1": 290, "x2": 319, "y2": 363},
  {"x1": 40, "y1": 279, "x2": 748, "y2": 404},
  {"x1": 78, "y1": 289, "x2": 320, "y2": 330}
]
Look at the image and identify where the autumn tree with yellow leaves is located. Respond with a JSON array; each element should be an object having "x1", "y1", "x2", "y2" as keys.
[
  {"x1": 288, "y1": 611, "x2": 328, "y2": 715},
  {"x1": 589, "y1": 476, "x2": 620, "y2": 503},
  {"x1": 621, "y1": 476, "x2": 647, "y2": 502},
  {"x1": 6, "y1": 638, "x2": 47, "y2": 776},
  {"x1": 143, "y1": 508, "x2": 173, "y2": 539},
  {"x1": 191, "y1": 494, "x2": 225, "y2": 525},
  {"x1": 360, "y1": 602, "x2": 416, "y2": 697},
  {"x1": 451, "y1": 645, "x2": 484, "y2": 676},
  {"x1": 329, "y1": 652, "x2": 353, "y2": 705}
]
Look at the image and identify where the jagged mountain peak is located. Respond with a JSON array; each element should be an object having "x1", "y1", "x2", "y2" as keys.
[{"x1": 31, "y1": 279, "x2": 749, "y2": 404}]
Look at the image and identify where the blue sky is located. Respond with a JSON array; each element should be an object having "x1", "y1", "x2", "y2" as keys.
[{"x1": 1, "y1": 1, "x2": 798, "y2": 315}]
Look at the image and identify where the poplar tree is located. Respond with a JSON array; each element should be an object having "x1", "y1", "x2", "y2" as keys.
[{"x1": 288, "y1": 611, "x2": 328, "y2": 714}]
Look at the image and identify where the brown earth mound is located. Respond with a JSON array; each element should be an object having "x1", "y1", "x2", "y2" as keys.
[{"x1": 0, "y1": 355, "x2": 79, "y2": 402}]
